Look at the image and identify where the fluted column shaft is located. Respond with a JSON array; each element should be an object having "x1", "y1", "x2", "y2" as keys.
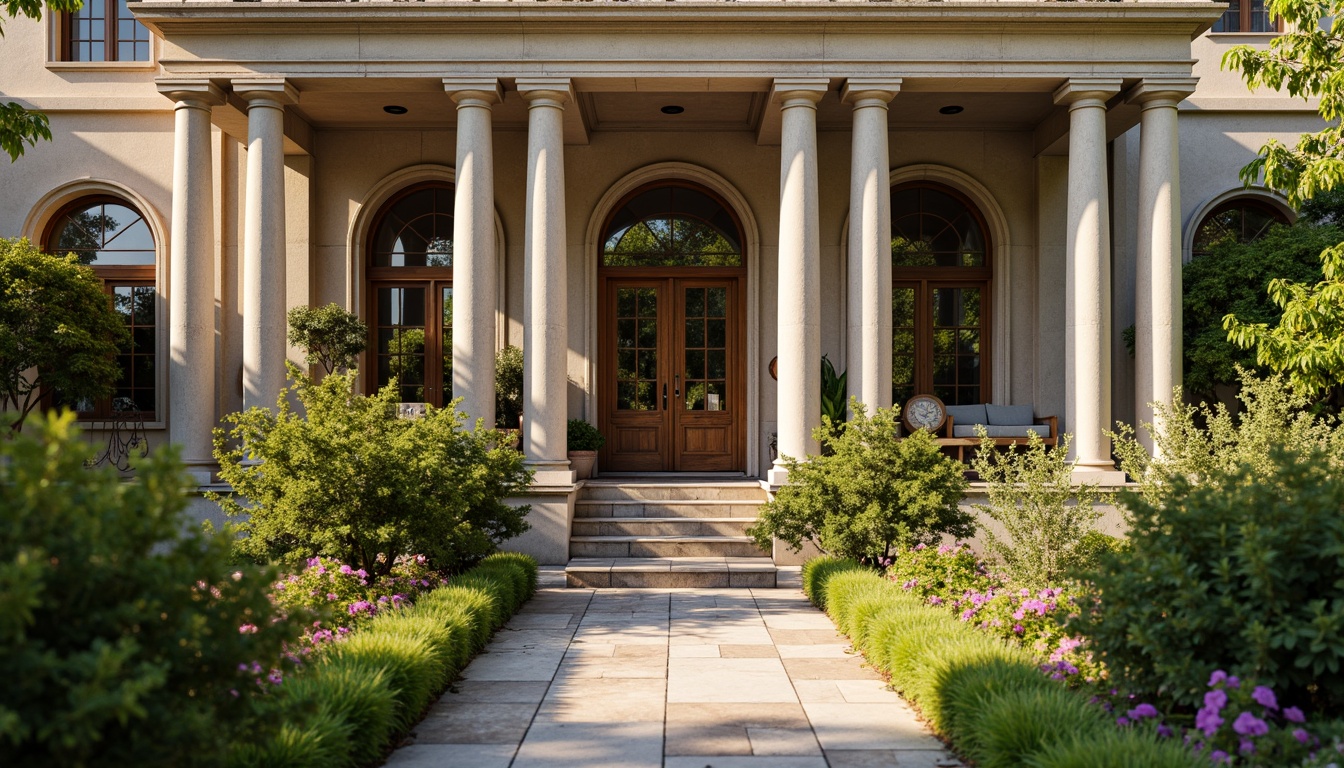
[
  {"x1": 843, "y1": 80, "x2": 900, "y2": 414},
  {"x1": 518, "y1": 79, "x2": 572, "y2": 481},
  {"x1": 770, "y1": 79, "x2": 828, "y2": 486},
  {"x1": 446, "y1": 79, "x2": 502, "y2": 429},
  {"x1": 159, "y1": 80, "x2": 223, "y2": 483},
  {"x1": 1129, "y1": 79, "x2": 1196, "y2": 458},
  {"x1": 235, "y1": 79, "x2": 296, "y2": 412},
  {"x1": 1054, "y1": 79, "x2": 1121, "y2": 476}
]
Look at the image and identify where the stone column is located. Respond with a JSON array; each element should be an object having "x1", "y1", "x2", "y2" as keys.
[
  {"x1": 518, "y1": 78, "x2": 573, "y2": 484},
  {"x1": 842, "y1": 79, "x2": 900, "y2": 415},
  {"x1": 1053, "y1": 78, "x2": 1124, "y2": 480},
  {"x1": 158, "y1": 79, "x2": 224, "y2": 484},
  {"x1": 770, "y1": 78, "x2": 829, "y2": 486},
  {"x1": 445, "y1": 79, "x2": 503, "y2": 429},
  {"x1": 1128, "y1": 79, "x2": 1197, "y2": 458},
  {"x1": 234, "y1": 79, "x2": 296, "y2": 412}
]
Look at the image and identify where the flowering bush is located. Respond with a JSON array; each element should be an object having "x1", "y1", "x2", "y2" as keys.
[{"x1": 271, "y1": 554, "x2": 446, "y2": 645}]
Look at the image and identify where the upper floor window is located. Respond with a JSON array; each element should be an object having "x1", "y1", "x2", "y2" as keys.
[
  {"x1": 63, "y1": 0, "x2": 151, "y2": 62},
  {"x1": 1192, "y1": 197, "x2": 1290, "y2": 258},
  {"x1": 1211, "y1": 0, "x2": 1280, "y2": 33},
  {"x1": 44, "y1": 196, "x2": 158, "y2": 419}
]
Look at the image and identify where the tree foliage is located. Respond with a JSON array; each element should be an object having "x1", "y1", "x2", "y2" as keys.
[
  {"x1": 213, "y1": 369, "x2": 533, "y2": 576},
  {"x1": 749, "y1": 400, "x2": 972, "y2": 561},
  {"x1": 0, "y1": 238, "x2": 127, "y2": 431},
  {"x1": 494, "y1": 345, "x2": 523, "y2": 429},
  {"x1": 0, "y1": 411, "x2": 306, "y2": 767},
  {"x1": 2, "y1": 0, "x2": 82, "y2": 161},
  {"x1": 285, "y1": 303, "x2": 367, "y2": 376},
  {"x1": 1221, "y1": 0, "x2": 1344, "y2": 394}
]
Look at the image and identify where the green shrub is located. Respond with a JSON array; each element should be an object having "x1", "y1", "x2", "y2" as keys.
[
  {"x1": 971, "y1": 431, "x2": 1110, "y2": 587},
  {"x1": 495, "y1": 345, "x2": 524, "y2": 429},
  {"x1": 888, "y1": 542, "x2": 995, "y2": 599},
  {"x1": 963, "y1": 686, "x2": 1109, "y2": 768},
  {"x1": 286, "y1": 303, "x2": 368, "y2": 376},
  {"x1": 933, "y1": 654, "x2": 1058, "y2": 747},
  {"x1": 214, "y1": 369, "x2": 532, "y2": 576},
  {"x1": 418, "y1": 587, "x2": 500, "y2": 652},
  {"x1": 567, "y1": 419, "x2": 606, "y2": 451},
  {"x1": 365, "y1": 612, "x2": 458, "y2": 691},
  {"x1": 0, "y1": 412, "x2": 306, "y2": 768},
  {"x1": 1025, "y1": 728, "x2": 1204, "y2": 768},
  {"x1": 279, "y1": 662, "x2": 395, "y2": 768},
  {"x1": 751, "y1": 401, "x2": 972, "y2": 561},
  {"x1": 820, "y1": 568, "x2": 890, "y2": 628},
  {"x1": 228, "y1": 711, "x2": 350, "y2": 768},
  {"x1": 801, "y1": 556, "x2": 864, "y2": 608},
  {"x1": 327, "y1": 632, "x2": 442, "y2": 731},
  {"x1": 1072, "y1": 446, "x2": 1344, "y2": 712},
  {"x1": 481, "y1": 552, "x2": 540, "y2": 594}
]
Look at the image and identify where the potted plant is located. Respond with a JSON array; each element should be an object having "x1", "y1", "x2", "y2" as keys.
[{"x1": 567, "y1": 418, "x2": 606, "y2": 480}]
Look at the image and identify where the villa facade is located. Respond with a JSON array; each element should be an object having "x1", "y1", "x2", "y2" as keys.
[{"x1": 0, "y1": 0, "x2": 1318, "y2": 561}]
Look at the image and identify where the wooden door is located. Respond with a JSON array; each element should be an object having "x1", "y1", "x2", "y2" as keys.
[{"x1": 599, "y1": 276, "x2": 743, "y2": 472}]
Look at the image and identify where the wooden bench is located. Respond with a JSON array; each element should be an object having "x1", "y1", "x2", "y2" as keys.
[{"x1": 934, "y1": 404, "x2": 1058, "y2": 461}]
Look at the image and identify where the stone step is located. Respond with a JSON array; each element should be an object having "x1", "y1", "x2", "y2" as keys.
[
  {"x1": 571, "y1": 517, "x2": 754, "y2": 537},
  {"x1": 569, "y1": 535, "x2": 771, "y2": 559},
  {"x1": 575, "y1": 499, "x2": 764, "y2": 519},
  {"x1": 579, "y1": 482, "x2": 767, "y2": 502},
  {"x1": 565, "y1": 557, "x2": 777, "y2": 589}
]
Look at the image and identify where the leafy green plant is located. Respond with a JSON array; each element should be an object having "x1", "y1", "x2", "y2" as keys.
[
  {"x1": 750, "y1": 401, "x2": 971, "y2": 561},
  {"x1": 567, "y1": 418, "x2": 606, "y2": 451},
  {"x1": 0, "y1": 412, "x2": 306, "y2": 767},
  {"x1": 820, "y1": 355, "x2": 848, "y2": 427},
  {"x1": 495, "y1": 345, "x2": 524, "y2": 429},
  {"x1": 213, "y1": 370, "x2": 532, "y2": 576},
  {"x1": 267, "y1": 662, "x2": 395, "y2": 768},
  {"x1": 1071, "y1": 446, "x2": 1344, "y2": 713},
  {"x1": 1112, "y1": 369, "x2": 1344, "y2": 510},
  {"x1": 0, "y1": 238, "x2": 128, "y2": 431},
  {"x1": 971, "y1": 432, "x2": 1109, "y2": 587},
  {"x1": 286, "y1": 303, "x2": 369, "y2": 376}
]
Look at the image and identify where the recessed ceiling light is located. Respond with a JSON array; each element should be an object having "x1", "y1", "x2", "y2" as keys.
[
  {"x1": 661, "y1": 105, "x2": 685, "y2": 115},
  {"x1": 383, "y1": 105, "x2": 409, "y2": 115},
  {"x1": 939, "y1": 105, "x2": 965, "y2": 115}
]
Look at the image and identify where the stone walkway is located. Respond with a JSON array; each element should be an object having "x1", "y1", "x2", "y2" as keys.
[{"x1": 385, "y1": 568, "x2": 963, "y2": 768}]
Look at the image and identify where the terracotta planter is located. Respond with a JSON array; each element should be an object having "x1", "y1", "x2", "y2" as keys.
[{"x1": 568, "y1": 450, "x2": 598, "y2": 480}]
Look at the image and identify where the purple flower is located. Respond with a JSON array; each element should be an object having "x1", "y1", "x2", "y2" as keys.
[
  {"x1": 339, "y1": 564, "x2": 353, "y2": 575},
  {"x1": 1251, "y1": 685, "x2": 1278, "y2": 710},
  {"x1": 1128, "y1": 704, "x2": 1159, "y2": 720},
  {"x1": 348, "y1": 600, "x2": 374, "y2": 616},
  {"x1": 928, "y1": 596, "x2": 943, "y2": 606},
  {"x1": 1195, "y1": 706, "x2": 1224, "y2": 736},
  {"x1": 1232, "y1": 712, "x2": 1269, "y2": 737},
  {"x1": 1226, "y1": 675, "x2": 1241, "y2": 689},
  {"x1": 1116, "y1": 716, "x2": 1131, "y2": 727},
  {"x1": 913, "y1": 543, "x2": 927, "y2": 551},
  {"x1": 1293, "y1": 728, "x2": 1311, "y2": 744},
  {"x1": 1209, "y1": 670, "x2": 1228, "y2": 687},
  {"x1": 1209, "y1": 750, "x2": 1230, "y2": 765},
  {"x1": 1238, "y1": 738, "x2": 1256, "y2": 755},
  {"x1": 960, "y1": 609, "x2": 976, "y2": 622},
  {"x1": 1284, "y1": 706, "x2": 1306, "y2": 723},
  {"x1": 1157, "y1": 724, "x2": 1174, "y2": 738},
  {"x1": 1204, "y1": 689, "x2": 1228, "y2": 712},
  {"x1": 1012, "y1": 624, "x2": 1024, "y2": 634},
  {"x1": 326, "y1": 592, "x2": 338, "y2": 601}
]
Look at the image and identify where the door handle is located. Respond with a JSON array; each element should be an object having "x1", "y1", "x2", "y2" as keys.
[
  {"x1": 663, "y1": 383, "x2": 668, "y2": 411},
  {"x1": 675, "y1": 374, "x2": 680, "y2": 398}
]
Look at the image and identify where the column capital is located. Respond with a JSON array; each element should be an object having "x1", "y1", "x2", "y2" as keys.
[
  {"x1": 1052, "y1": 78, "x2": 1122, "y2": 110},
  {"x1": 841, "y1": 78, "x2": 902, "y2": 106},
  {"x1": 517, "y1": 78, "x2": 573, "y2": 108},
  {"x1": 156, "y1": 79, "x2": 225, "y2": 109},
  {"x1": 1124, "y1": 77, "x2": 1199, "y2": 109},
  {"x1": 772, "y1": 77, "x2": 829, "y2": 108},
  {"x1": 444, "y1": 78, "x2": 503, "y2": 107},
  {"x1": 232, "y1": 78, "x2": 297, "y2": 109}
]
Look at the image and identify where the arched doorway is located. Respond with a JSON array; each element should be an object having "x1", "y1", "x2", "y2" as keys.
[{"x1": 597, "y1": 182, "x2": 747, "y2": 472}]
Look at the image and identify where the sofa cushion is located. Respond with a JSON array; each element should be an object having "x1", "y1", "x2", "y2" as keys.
[
  {"x1": 986, "y1": 403, "x2": 1036, "y2": 426},
  {"x1": 944, "y1": 403, "x2": 987, "y2": 427},
  {"x1": 953, "y1": 424, "x2": 1051, "y2": 439}
]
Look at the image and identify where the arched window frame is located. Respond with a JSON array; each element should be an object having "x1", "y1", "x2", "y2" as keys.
[
  {"x1": 598, "y1": 180, "x2": 747, "y2": 271},
  {"x1": 40, "y1": 193, "x2": 160, "y2": 421},
  {"x1": 1191, "y1": 196, "x2": 1292, "y2": 259}
]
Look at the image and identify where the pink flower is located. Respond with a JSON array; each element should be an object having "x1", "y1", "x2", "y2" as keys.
[
  {"x1": 238, "y1": 623, "x2": 258, "y2": 634},
  {"x1": 339, "y1": 564, "x2": 353, "y2": 575}
]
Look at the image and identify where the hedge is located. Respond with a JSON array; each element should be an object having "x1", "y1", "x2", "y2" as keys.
[
  {"x1": 232, "y1": 553, "x2": 539, "y2": 768},
  {"x1": 803, "y1": 556, "x2": 1203, "y2": 768}
]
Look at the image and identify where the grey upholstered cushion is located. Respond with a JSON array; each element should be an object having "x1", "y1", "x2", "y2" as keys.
[
  {"x1": 944, "y1": 404, "x2": 987, "y2": 427},
  {"x1": 953, "y1": 424, "x2": 1051, "y2": 439},
  {"x1": 986, "y1": 403, "x2": 1036, "y2": 426}
]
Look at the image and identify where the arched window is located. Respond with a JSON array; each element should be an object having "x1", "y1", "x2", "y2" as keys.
[
  {"x1": 44, "y1": 196, "x2": 157, "y2": 418},
  {"x1": 1192, "y1": 198, "x2": 1290, "y2": 258},
  {"x1": 891, "y1": 183, "x2": 992, "y2": 407},
  {"x1": 602, "y1": 184, "x2": 743, "y2": 267},
  {"x1": 367, "y1": 184, "x2": 455, "y2": 404}
]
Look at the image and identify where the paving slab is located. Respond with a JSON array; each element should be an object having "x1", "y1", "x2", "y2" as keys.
[{"x1": 383, "y1": 580, "x2": 957, "y2": 768}]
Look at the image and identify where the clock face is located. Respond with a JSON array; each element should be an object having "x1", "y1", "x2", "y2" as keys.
[{"x1": 906, "y1": 396, "x2": 946, "y2": 432}]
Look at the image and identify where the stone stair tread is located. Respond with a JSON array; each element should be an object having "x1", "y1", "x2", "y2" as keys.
[
  {"x1": 577, "y1": 516, "x2": 755, "y2": 523},
  {"x1": 569, "y1": 535, "x2": 757, "y2": 543},
  {"x1": 566, "y1": 557, "x2": 776, "y2": 572},
  {"x1": 576, "y1": 499, "x2": 764, "y2": 505}
]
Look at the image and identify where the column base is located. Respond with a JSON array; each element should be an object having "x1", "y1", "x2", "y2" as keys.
[
  {"x1": 181, "y1": 460, "x2": 216, "y2": 487},
  {"x1": 767, "y1": 463, "x2": 792, "y2": 489},
  {"x1": 525, "y1": 459, "x2": 575, "y2": 488},
  {"x1": 1070, "y1": 464, "x2": 1129, "y2": 487}
]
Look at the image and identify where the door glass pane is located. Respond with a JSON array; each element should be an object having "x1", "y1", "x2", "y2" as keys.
[
  {"x1": 615, "y1": 287, "x2": 657, "y2": 410},
  {"x1": 441, "y1": 286, "x2": 453, "y2": 407},
  {"x1": 931, "y1": 287, "x2": 982, "y2": 406},
  {"x1": 375, "y1": 287, "x2": 427, "y2": 403},
  {"x1": 892, "y1": 286, "x2": 917, "y2": 407},
  {"x1": 684, "y1": 286, "x2": 728, "y2": 411}
]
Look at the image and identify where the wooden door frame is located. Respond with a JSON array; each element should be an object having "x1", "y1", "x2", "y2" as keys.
[
  {"x1": 365, "y1": 279, "x2": 452, "y2": 405},
  {"x1": 893, "y1": 277, "x2": 992, "y2": 406}
]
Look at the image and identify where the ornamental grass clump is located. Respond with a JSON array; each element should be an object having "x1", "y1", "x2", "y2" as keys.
[
  {"x1": 750, "y1": 400, "x2": 972, "y2": 561},
  {"x1": 1072, "y1": 446, "x2": 1344, "y2": 714},
  {"x1": 214, "y1": 368, "x2": 532, "y2": 576},
  {"x1": 964, "y1": 685, "x2": 1111, "y2": 768}
]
